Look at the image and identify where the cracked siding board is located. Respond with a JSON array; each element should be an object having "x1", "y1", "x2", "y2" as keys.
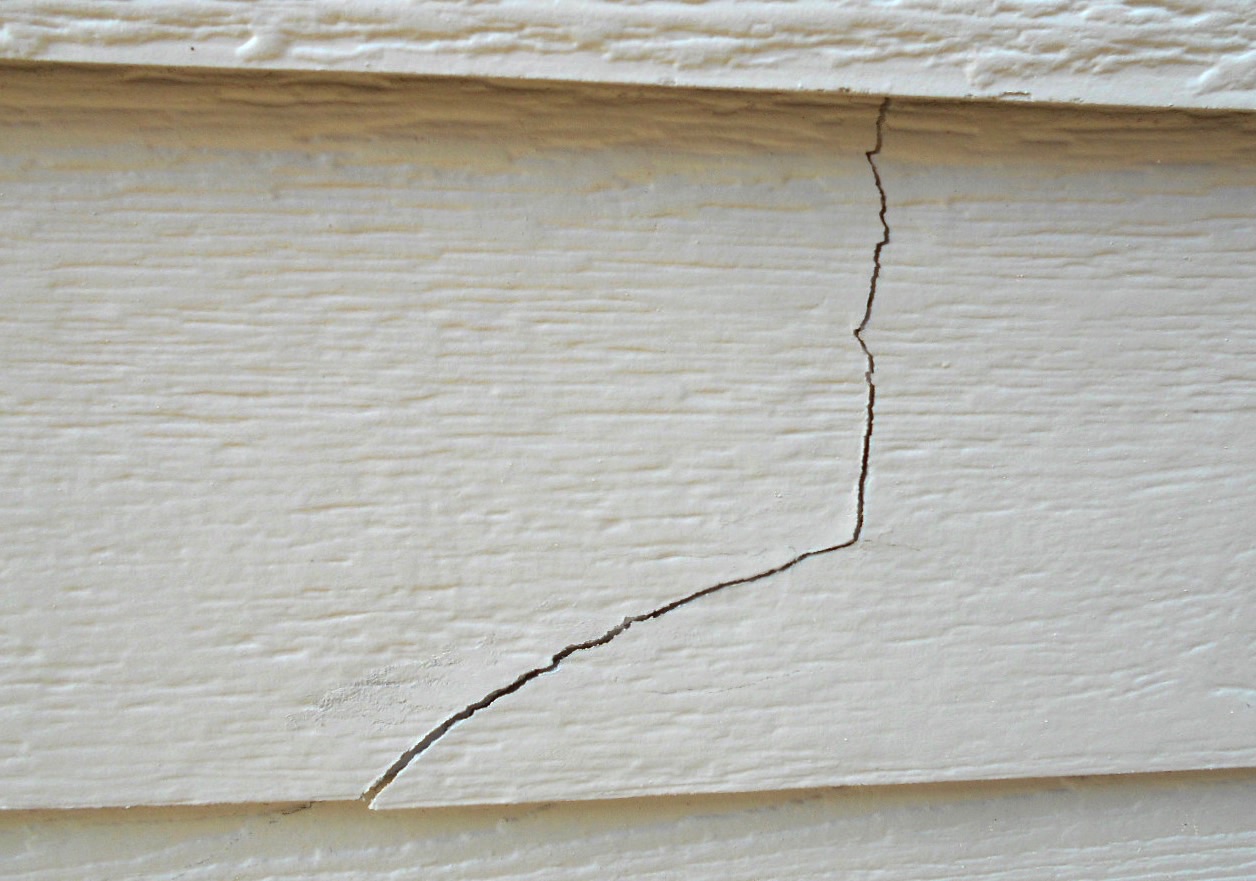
[
  {"x1": 4, "y1": 64, "x2": 1256, "y2": 818},
  {"x1": 4, "y1": 1, "x2": 1256, "y2": 111},
  {"x1": 374, "y1": 101, "x2": 1256, "y2": 808},
  {"x1": 5, "y1": 773, "x2": 1256, "y2": 879},
  {"x1": 0, "y1": 65, "x2": 879, "y2": 809}
]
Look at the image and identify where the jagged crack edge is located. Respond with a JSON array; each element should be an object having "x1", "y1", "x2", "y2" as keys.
[
  {"x1": 362, "y1": 98, "x2": 891, "y2": 806},
  {"x1": 854, "y1": 97, "x2": 890, "y2": 543}
]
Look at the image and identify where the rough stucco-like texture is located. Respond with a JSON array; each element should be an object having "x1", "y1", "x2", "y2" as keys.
[{"x1": 2, "y1": 1, "x2": 1256, "y2": 110}]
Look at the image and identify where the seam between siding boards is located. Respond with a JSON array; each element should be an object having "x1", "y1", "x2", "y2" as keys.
[{"x1": 361, "y1": 98, "x2": 893, "y2": 806}]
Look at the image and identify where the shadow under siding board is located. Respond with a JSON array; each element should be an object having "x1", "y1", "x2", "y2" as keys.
[
  {"x1": 0, "y1": 65, "x2": 880, "y2": 808},
  {"x1": 5, "y1": 772, "x2": 1256, "y2": 880},
  {"x1": 373, "y1": 101, "x2": 1256, "y2": 808}
]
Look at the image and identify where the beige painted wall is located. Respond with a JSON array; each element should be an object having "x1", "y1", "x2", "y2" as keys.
[{"x1": 2, "y1": 3, "x2": 1255, "y2": 872}]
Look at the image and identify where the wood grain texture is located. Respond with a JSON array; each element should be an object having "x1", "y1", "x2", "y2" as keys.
[
  {"x1": 375, "y1": 101, "x2": 1256, "y2": 808},
  {"x1": 5, "y1": 772, "x2": 1256, "y2": 879},
  {"x1": 0, "y1": 66, "x2": 878, "y2": 808},
  {"x1": 3, "y1": 1, "x2": 1256, "y2": 110},
  {"x1": 5, "y1": 65, "x2": 1256, "y2": 813}
]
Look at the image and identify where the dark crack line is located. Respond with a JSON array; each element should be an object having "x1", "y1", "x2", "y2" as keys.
[
  {"x1": 362, "y1": 97, "x2": 892, "y2": 806},
  {"x1": 854, "y1": 97, "x2": 890, "y2": 542}
]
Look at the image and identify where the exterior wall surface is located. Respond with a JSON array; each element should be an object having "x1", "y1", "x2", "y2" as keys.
[
  {"x1": 3, "y1": 1, "x2": 1256, "y2": 109},
  {"x1": 2, "y1": 3, "x2": 1255, "y2": 876}
]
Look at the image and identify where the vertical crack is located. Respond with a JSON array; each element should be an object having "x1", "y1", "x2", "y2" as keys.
[
  {"x1": 854, "y1": 97, "x2": 890, "y2": 542},
  {"x1": 362, "y1": 97, "x2": 892, "y2": 806}
]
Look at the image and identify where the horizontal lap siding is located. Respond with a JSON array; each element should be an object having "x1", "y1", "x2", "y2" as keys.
[
  {"x1": 6, "y1": 773, "x2": 1256, "y2": 880},
  {"x1": 2, "y1": 2, "x2": 1256, "y2": 109},
  {"x1": 0, "y1": 66, "x2": 877, "y2": 808},
  {"x1": 0, "y1": 65, "x2": 1252, "y2": 881},
  {"x1": 376, "y1": 101, "x2": 1256, "y2": 807}
]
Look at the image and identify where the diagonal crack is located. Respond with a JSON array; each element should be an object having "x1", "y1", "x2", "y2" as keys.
[{"x1": 362, "y1": 97, "x2": 892, "y2": 806}]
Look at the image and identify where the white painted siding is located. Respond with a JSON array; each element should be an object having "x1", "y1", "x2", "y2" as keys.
[
  {"x1": 6, "y1": 773, "x2": 1256, "y2": 880},
  {"x1": 1, "y1": 19, "x2": 1255, "y2": 874},
  {"x1": 0, "y1": 66, "x2": 878, "y2": 808},
  {"x1": 2, "y1": 1, "x2": 1256, "y2": 109},
  {"x1": 378, "y1": 99, "x2": 1256, "y2": 807},
  {"x1": 1, "y1": 65, "x2": 1253, "y2": 814}
]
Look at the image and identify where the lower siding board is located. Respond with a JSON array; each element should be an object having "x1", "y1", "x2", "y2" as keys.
[{"x1": 4, "y1": 772, "x2": 1256, "y2": 880}]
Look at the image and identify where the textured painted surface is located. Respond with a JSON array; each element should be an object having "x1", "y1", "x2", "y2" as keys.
[
  {"x1": 2, "y1": 64, "x2": 1255, "y2": 813},
  {"x1": 375, "y1": 100, "x2": 1256, "y2": 808},
  {"x1": 3, "y1": 1, "x2": 1256, "y2": 110},
  {"x1": 0, "y1": 66, "x2": 878, "y2": 808},
  {"x1": 5, "y1": 773, "x2": 1256, "y2": 879}
]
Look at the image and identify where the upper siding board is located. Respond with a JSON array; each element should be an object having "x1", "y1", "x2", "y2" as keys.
[{"x1": 2, "y1": 1, "x2": 1256, "y2": 110}]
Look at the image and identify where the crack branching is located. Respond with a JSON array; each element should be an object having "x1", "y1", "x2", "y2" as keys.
[{"x1": 363, "y1": 97, "x2": 892, "y2": 806}]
